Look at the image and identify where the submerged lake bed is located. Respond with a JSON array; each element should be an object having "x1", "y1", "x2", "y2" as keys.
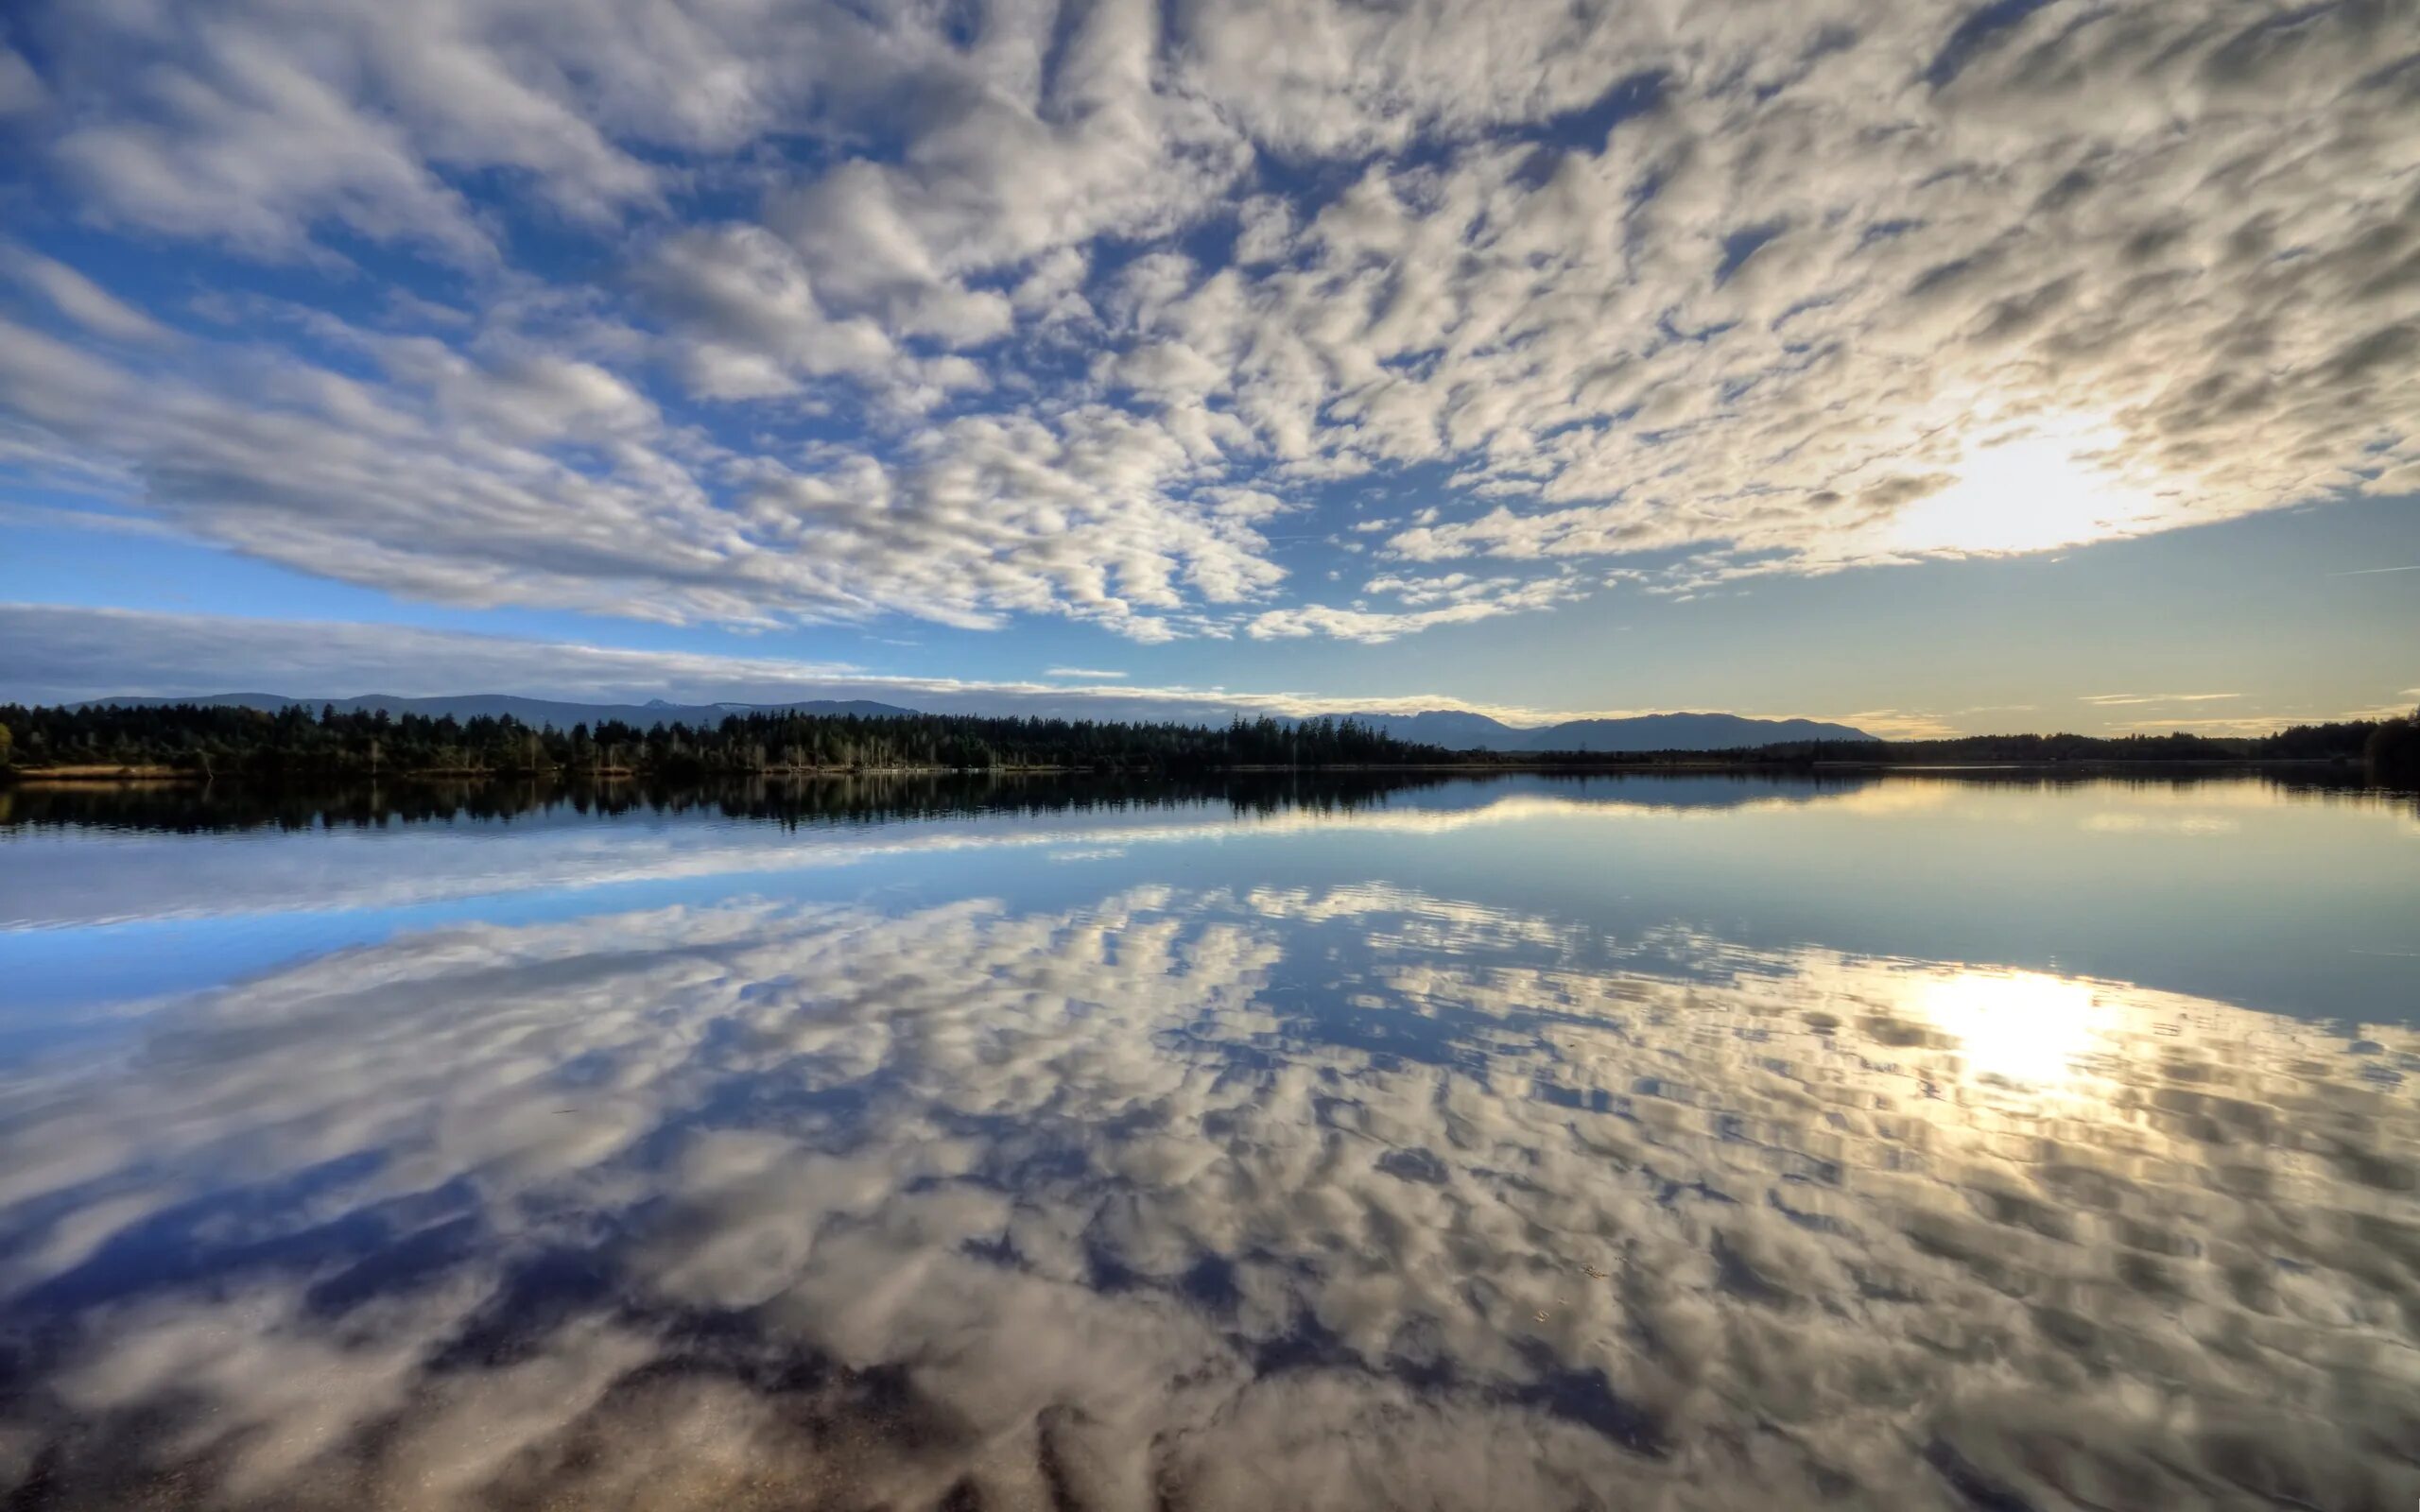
[{"x1": 1, "y1": 772, "x2": 2416, "y2": 1510}]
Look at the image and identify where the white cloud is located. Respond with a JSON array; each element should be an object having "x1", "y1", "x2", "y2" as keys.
[
  {"x1": 1831, "y1": 707, "x2": 1965, "y2": 742},
  {"x1": 0, "y1": 306, "x2": 1279, "y2": 640},
  {"x1": 0, "y1": 247, "x2": 174, "y2": 344},
  {"x1": 1248, "y1": 575, "x2": 1584, "y2": 644},
  {"x1": 2106, "y1": 713, "x2": 2359, "y2": 735},
  {"x1": 2078, "y1": 692, "x2": 2241, "y2": 707},
  {"x1": 0, "y1": 46, "x2": 43, "y2": 116},
  {"x1": 634, "y1": 224, "x2": 910, "y2": 396},
  {"x1": 0, "y1": 0, "x2": 2411, "y2": 644},
  {"x1": 0, "y1": 602, "x2": 1631, "y2": 728}
]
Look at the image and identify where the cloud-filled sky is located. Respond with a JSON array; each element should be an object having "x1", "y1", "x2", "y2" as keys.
[{"x1": 0, "y1": 0, "x2": 2413, "y2": 731}]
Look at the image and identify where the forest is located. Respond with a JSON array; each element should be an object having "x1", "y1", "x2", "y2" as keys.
[
  {"x1": 0, "y1": 701, "x2": 1453, "y2": 778},
  {"x1": 1693, "y1": 717, "x2": 2418, "y2": 770},
  {"x1": 2, "y1": 701, "x2": 2413, "y2": 783}
]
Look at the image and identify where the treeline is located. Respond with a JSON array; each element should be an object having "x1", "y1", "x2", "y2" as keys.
[
  {"x1": 0, "y1": 701, "x2": 1452, "y2": 779},
  {"x1": 1401, "y1": 715, "x2": 2412, "y2": 773},
  {"x1": 1699, "y1": 715, "x2": 2416, "y2": 770},
  {"x1": 5, "y1": 701, "x2": 2414, "y2": 784}
]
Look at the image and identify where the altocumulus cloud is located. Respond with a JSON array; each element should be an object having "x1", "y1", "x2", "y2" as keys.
[{"x1": 0, "y1": 0, "x2": 2412, "y2": 643}]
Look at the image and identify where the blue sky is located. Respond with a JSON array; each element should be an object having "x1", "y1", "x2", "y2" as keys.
[{"x1": 0, "y1": 0, "x2": 2412, "y2": 735}]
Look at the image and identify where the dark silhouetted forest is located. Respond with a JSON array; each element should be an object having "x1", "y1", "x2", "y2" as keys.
[
  {"x1": 4, "y1": 701, "x2": 2413, "y2": 784},
  {"x1": 0, "y1": 702, "x2": 1450, "y2": 778},
  {"x1": 2368, "y1": 713, "x2": 2420, "y2": 782},
  {"x1": 1692, "y1": 717, "x2": 2411, "y2": 768}
]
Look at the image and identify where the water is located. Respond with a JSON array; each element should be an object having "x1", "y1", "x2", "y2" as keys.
[{"x1": 1, "y1": 771, "x2": 2414, "y2": 1510}]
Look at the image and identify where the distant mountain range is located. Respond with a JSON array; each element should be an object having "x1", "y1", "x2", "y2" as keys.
[
  {"x1": 1333, "y1": 710, "x2": 1880, "y2": 751},
  {"x1": 75, "y1": 693, "x2": 1880, "y2": 752}
]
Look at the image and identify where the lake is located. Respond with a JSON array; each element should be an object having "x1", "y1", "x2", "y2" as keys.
[{"x1": 1, "y1": 771, "x2": 2415, "y2": 1510}]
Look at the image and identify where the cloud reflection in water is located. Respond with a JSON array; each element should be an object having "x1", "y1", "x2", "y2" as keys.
[{"x1": 0, "y1": 882, "x2": 2414, "y2": 1510}]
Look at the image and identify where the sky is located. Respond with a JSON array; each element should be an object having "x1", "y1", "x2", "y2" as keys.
[{"x1": 0, "y1": 0, "x2": 2413, "y2": 737}]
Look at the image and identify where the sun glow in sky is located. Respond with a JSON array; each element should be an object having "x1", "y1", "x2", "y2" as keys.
[
  {"x1": 1881, "y1": 414, "x2": 2177, "y2": 558},
  {"x1": 0, "y1": 0, "x2": 2412, "y2": 726}
]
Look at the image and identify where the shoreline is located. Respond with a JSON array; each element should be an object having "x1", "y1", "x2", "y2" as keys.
[{"x1": 1, "y1": 755, "x2": 2379, "y2": 787}]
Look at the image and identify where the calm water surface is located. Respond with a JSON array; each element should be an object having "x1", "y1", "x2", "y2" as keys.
[{"x1": 1, "y1": 772, "x2": 2415, "y2": 1510}]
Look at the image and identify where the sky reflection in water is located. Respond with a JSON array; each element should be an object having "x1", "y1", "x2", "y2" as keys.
[{"x1": 0, "y1": 774, "x2": 2415, "y2": 1510}]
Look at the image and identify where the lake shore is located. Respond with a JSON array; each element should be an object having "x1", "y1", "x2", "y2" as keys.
[{"x1": 1, "y1": 754, "x2": 2385, "y2": 786}]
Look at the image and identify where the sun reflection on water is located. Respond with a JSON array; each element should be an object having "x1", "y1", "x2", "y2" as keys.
[{"x1": 1916, "y1": 968, "x2": 2100, "y2": 1089}]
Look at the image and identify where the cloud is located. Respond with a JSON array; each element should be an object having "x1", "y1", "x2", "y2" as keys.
[
  {"x1": 1045, "y1": 666, "x2": 1129, "y2": 680},
  {"x1": 2078, "y1": 692, "x2": 2242, "y2": 706},
  {"x1": 0, "y1": 602, "x2": 1662, "y2": 729},
  {"x1": 2082, "y1": 694, "x2": 2415, "y2": 734},
  {"x1": 1830, "y1": 707, "x2": 1965, "y2": 741},
  {"x1": 1247, "y1": 575, "x2": 1585, "y2": 644},
  {"x1": 2105, "y1": 713, "x2": 2365, "y2": 735},
  {"x1": 0, "y1": 248, "x2": 174, "y2": 345},
  {"x1": 1, "y1": 883, "x2": 2413, "y2": 1507},
  {"x1": 0, "y1": 0, "x2": 2411, "y2": 647},
  {"x1": 632, "y1": 224, "x2": 914, "y2": 397},
  {"x1": 0, "y1": 47, "x2": 43, "y2": 116},
  {"x1": 33, "y1": 1, "x2": 683, "y2": 259},
  {"x1": 0, "y1": 301, "x2": 1304, "y2": 641}
]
